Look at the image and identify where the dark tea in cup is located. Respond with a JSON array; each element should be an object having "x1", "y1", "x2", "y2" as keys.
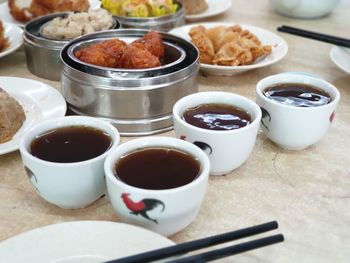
[
  {"x1": 19, "y1": 116, "x2": 120, "y2": 209},
  {"x1": 104, "y1": 137, "x2": 210, "y2": 236},
  {"x1": 173, "y1": 92, "x2": 261, "y2": 175},
  {"x1": 256, "y1": 73, "x2": 340, "y2": 150},
  {"x1": 263, "y1": 83, "x2": 331, "y2": 107},
  {"x1": 182, "y1": 103, "x2": 251, "y2": 131},
  {"x1": 30, "y1": 126, "x2": 112, "y2": 163},
  {"x1": 114, "y1": 148, "x2": 201, "y2": 190}
]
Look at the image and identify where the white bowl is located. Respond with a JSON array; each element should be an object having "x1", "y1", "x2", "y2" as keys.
[{"x1": 269, "y1": 0, "x2": 340, "y2": 19}]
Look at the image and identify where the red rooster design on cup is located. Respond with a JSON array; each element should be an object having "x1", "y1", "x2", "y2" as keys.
[{"x1": 121, "y1": 193, "x2": 165, "y2": 224}]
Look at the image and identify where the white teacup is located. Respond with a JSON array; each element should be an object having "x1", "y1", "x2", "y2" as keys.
[
  {"x1": 19, "y1": 116, "x2": 120, "y2": 209},
  {"x1": 173, "y1": 91, "x2": 262, "y2": 175},
  {"x1": 104, "y1": 137, "x2": 210, "y2": 237},
  {"x1": 256, "y1": 73, "x2": 340, "y2": 150}
]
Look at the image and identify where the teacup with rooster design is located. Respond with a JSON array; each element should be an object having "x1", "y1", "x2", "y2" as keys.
[
  {"x1": 104, "y1": 136, "x2": 210, "y2": 236},
  {"x1": 256, "y1": 73, "x2": 340, "y2": 150},
  {"x1": 19, "y1": 116, "x2": 120, "y2": 209},
  {"x1": 173, "y1": 91, "x2": 262, "y2": 175}
]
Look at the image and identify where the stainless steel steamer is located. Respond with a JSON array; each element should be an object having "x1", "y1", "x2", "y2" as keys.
[
  {"x1": 112, "y1": 1, "x2": 185, "y2": 32},
  {"x1": 60, "y1": 29, "x2": 199, "y2": 136},
  {"x1": 23, "y1": 13, "x2": 120, "y2": 81}
]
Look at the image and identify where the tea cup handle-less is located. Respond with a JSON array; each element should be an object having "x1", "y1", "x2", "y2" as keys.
[
  {"x1": 256, "y1": 73, "x2": 340, "y2": 150},
  {"x1": 19, "y1": 116, "x2": 120, "y2": 209},
  {"x1": 104, "y1": 137, "x2": 210, "y2": 237},
  {"x1": 173, "y1": 91, "x2": 262, "y2": 175}
]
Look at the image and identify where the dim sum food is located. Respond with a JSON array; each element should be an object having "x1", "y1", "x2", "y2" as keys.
[
  {"x1": 189, "y1": 25, "x2": 272, "y2": 66},
  {"x1": 182, "y1": 0, "x2": 208, "y2": 15},
  {"x1": 0, "y1": 20, "x2": 8, "y2": 52},
  {"x1": 41, "y1": 9, "x2": 115, "y2": 40},
  {"x1": 74, "y1": 31, "x2": 164, "y2": 69},
  {"x1": 0, "y1": 88, "x2": 26, "y2": 144},
  {"x1": 8, "y1": 0, "x2": 90, "y2": 22},
  {"x1": 101, "y1": 0, "x2": 178, "y2": 18},
  {"x1": 74, "y1": 31, "x2": 165, "y2": 69}
]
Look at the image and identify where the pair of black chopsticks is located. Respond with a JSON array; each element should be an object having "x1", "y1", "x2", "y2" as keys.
[
  {"x1": 105, "y1": 221, "x2": 284, "y2": 263},
  {"x1": 277, "y1": 25, "x2": 350, "y2": 48}
]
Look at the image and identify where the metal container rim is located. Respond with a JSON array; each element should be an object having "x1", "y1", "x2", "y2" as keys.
[
  {"x1": 66, "y1": 37, "x2": 187, "y2": 73},
  {"x1": 111, "y1": 1, "x2": 184, "y2": 24}
]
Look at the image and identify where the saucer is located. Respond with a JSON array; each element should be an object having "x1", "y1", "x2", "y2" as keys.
[
  {"x1": 330, "y1": 46, "x2": 350, "y2": 74},
  {"x1": 0, "y1": 221, "x2": 175, "y2": 262}
]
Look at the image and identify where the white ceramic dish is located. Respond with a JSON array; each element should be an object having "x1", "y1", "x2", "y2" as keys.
[
  {"x1": 0, "y1": 220, "x2": 175, "y2": 263},
  {"x1": 330, "y1": 46, "x2": 350, "y2": 74},
  {"x1": 0, "y1": 0, "x2": 101, "y2": 27},
  {"x1": 0, "y1": 77, "x2": 66, "y2": 155},
  {"x1": 169, "y1": 22, "x2": 288, "y2": 76},
  {"x1": 0, "y1": 22, "x2": 23, "y2": 58},
  {"x1": 186, "y1": 0, "x2": 232, "y2": 21}
]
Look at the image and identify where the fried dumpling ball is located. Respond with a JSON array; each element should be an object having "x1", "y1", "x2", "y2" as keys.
[
  {"x1": 75, "y1": 39, "x2": 128, "y2": 68},
  {"x1": 74, "y1": 31, "x2": 164, "y2": 69}
]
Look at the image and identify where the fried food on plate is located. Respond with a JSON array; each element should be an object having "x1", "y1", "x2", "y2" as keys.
[
  {"x1": 0, "y1": 20, "x2": 9, "y2": 52},
  {"x1": 74, "y1": 31, "x2": 164, "y2": 69},
  {"x1": 188, "y1": 25, "x2": 215, "y2": 64},
  {"x1": 189, "y1": 24, "x2": 272, "y2": 66},
  {"x1": 204, "y1": 26, "x2": 241, "y2": 52},
  {"x1": 0, "y1": 88, "x2": 26, "y2": 144},
  {"x1": 213, "y1": 42, "x2": 253, "y2": 66},
  {"x1": 213, "y1": 35, "x2": 272, "y2": 66},
  {"x1": 8, "y1": 0, "x2": 90, "y2": 22}
]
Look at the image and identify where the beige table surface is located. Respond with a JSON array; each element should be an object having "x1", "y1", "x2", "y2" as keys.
[{"x1": 1, "y1": 0, "x2": 350, "y2": 262}]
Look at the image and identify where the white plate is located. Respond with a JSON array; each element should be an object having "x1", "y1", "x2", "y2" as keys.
[
  {"x1": 0, "y1": 22, "x2": 23, "y2": 58},
  {"x1": 0, "y1": 0, "x2": 101, "y2": 27},
  {"x1": 0, "y1": 77, "x2": 66, "y2": 155},
  {"x1": 186, "y1": 0, "x2": 232, "y2": 21},
  {"x1": 0, "y1": 221, "x2": 175, "y2": 263},
  {"x1": 169, "y1": 22, "x2": 288, "y2": 76},
  {"x1": 330, "y1": 46, "x2": 350, "y2": 74}
]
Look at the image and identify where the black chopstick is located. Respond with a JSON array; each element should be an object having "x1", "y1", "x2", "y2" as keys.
[
  {"x1": 165, "y1": 234, "x2": 284, "y2": 263},
  {"x1": 277, "y1": 25, "x2": 350, "y2": 48},
  {"x1": 105, "y1": 221, "x2": 279, "y2": 263}
]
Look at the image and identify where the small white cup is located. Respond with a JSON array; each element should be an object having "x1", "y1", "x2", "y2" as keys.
[
  {"x1": 19, "y1": 116, "x2": 120, "y2": 209},
  {"x1": 173, "y1": 91, "x2": 262, "y2": 175},
  {"x1": 104, "y1": 137, "x2": 210, "y2": 237},
  {"x1": 256, "y1": 73, "x2": 340, "y2": 150}
]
